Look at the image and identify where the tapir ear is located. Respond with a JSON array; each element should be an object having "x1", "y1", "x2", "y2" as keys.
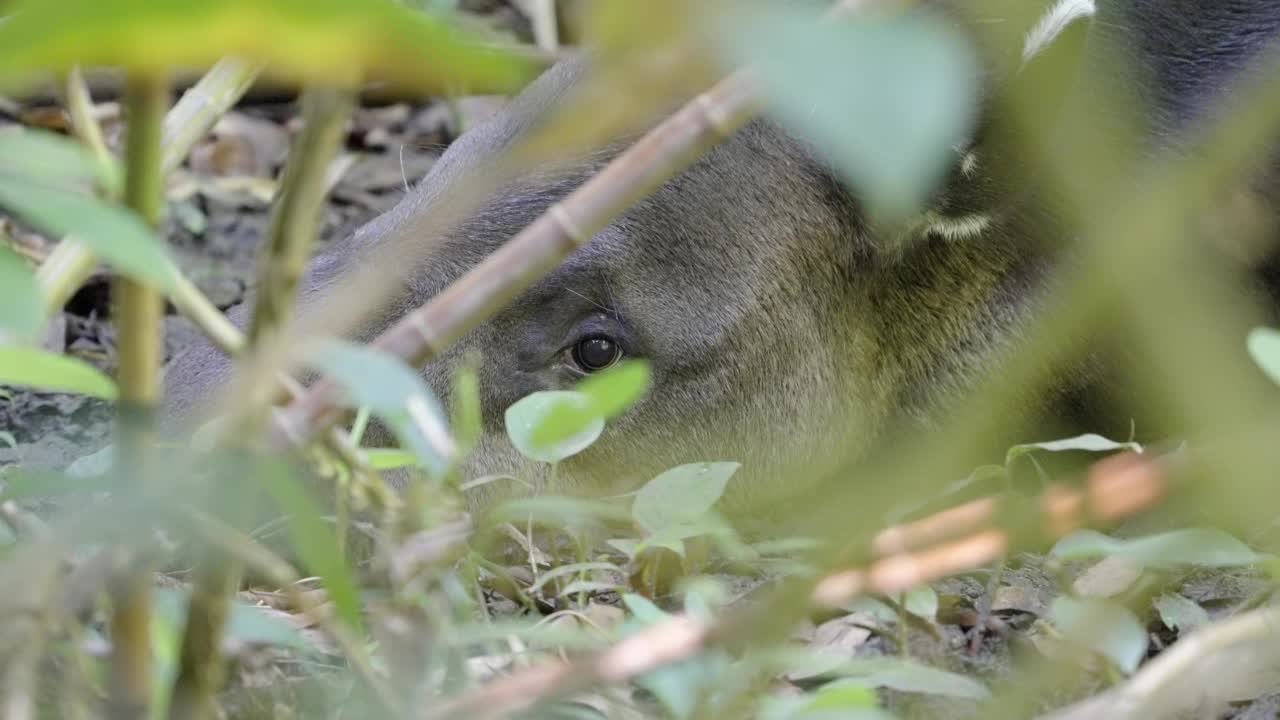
[{"x1": 885, "y1": 0, "x2": 1095, "y2": 250}]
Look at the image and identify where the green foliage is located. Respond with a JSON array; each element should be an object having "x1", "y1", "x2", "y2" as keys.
[
  {"x1": 0, "y1": 0, "x2": 540, "y2": 96},
  {"x1": 1153, "y1": 593, "x2": 1209, "y2": 634},
  {"x1": 309, "y1": 338, "x2": 455, "y2": 478},
  {"x1": 0, "y1": 245, "x2": 41, "y2": 341},
  {"x1": 1051, "y1": 528, "x2": 1271, "y2": 568},
  {"x1": 505, "y1": 390, "x2": 603, "y2": 463},
  {"x1": 0, "y1": 345, "x2": 118, "y2": 399},
  {"x1": 719, "y1": 3, "x2": 979, "y2": 220},
  {"x1": 631, "y1": 461, "x2": 738, "y2": 534},
  {"x1": 257, "y1": 459, "x2": 365, "y2": 636},
  {"x1": 1048, "y1": 597, "x2": 1148, "y2": 674}
]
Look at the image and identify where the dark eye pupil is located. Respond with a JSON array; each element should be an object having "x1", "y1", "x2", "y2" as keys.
[{"x1": 574, "y1": 337, "x2": 619, "y2": 371}]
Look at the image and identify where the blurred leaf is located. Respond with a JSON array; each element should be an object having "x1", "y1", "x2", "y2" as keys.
[
  {"x1": 1154, "y1": 593, "x2": 1209, "y2": 635},
  {"x1": 0, "y1": 178, "x2": 180, "y2": 292},
  {"x1": 0, "y1": 431, "x2": 14, "y2": 448},
  {"x1": 531, "y1": 360, "x2": 652, "y2": 447},
  {"x1": 485, "y1": 495, "x2": 630, "y2": 529},
  {"x1": 257, "y1": 459, "x2": 365, "y2": 635},
  {"x1": 1051, "y1": 528, "x2": 1271, "y2": 568},
  {"x1": 528, "y1": 561, "x2": 620, "y2": 594},
  {"x1": 828, "y1": 658, "x2": 990, "y2": 700},
  {"x1": 632, "y1": 462, "x2": 738, "y2": 533},
  {"x1": 505, "y1": 390, "x2": 603, "y2": 463},
  {"x1": 902, "y1": 586, "x2": 938, "y2": 622},
  {"x1": 0, "y1": 126, "x2": 122, "y2": 194},
  {"x1": 1007, "y1": 433, "x2": 1142, "y2": 462},
  {"x1": 450, "y1": 363, "x2": 483, "y2": 455},
  {"x1": 0, "y1": 468, "x2": 102, "y2": 500},
  {"x1": 0, "y1": 345, "x2": 117, "y2": 399},
  {"x1": 1049, "y1": 597, "x2": 1147, "y2": 674},
  {"x1": 0, "y1": 245, "x2": 41, "y2": 341},
  {"x1": 804, "y1": 684, "x2": 879, "y2": 711},
  {"x1": 719, "y1": 4, "x2": 979, "y2": 220},
  {"x1": 67, "y1": 443, "x2": 115, "y2": 478},
  {"x1": 152, "y1": 588, "x2": 315, "y2": 651},
  {"x1": 0, "y1": 0, "x2": 539, "y2": 96},
  {"x1": 364, "y1": 448, "x2": 420, "y2": 470},
  {"x1": 308, "y1": 338, "x2": 455, "y2": 478},
  {"x1": 622, "y1": 593, "x2": 672, "y2": 625},
  {"x1": 1247, "y1": 327, "x2": 1280, "y2": 386}
]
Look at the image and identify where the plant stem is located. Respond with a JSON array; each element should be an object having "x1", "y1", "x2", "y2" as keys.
[
  {"x1": 167, "y1": 87, "x2": 354, "y2": 720},
  {"x1": 108, "y1": 71, "x2": 169, "y2": 720}
]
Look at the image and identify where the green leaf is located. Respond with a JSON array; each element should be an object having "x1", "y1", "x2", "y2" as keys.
[
  {"x1": 0, "y1": 345, "x2": 117, "y2": 399},
  {"x1": 1049, "y1": 597, "x2": 1148, "y2": 674},
  {"x1": 828, "y1": 658, "x2": 990, "y2": 700},
  {"x1": 0, "y1": 126, "x2": 122, "y2": 194},
  {"x1": 718, "y1": 5, "x2": 979, "y2": 220},
  {"x1": 450, "y1": 363, "x2": 483, "y2": 455},
  {"x1": 1051, "y1": 528, "x2": 1271, "y2": 568},
  {"x1": 1154, "y1": 593, "x2": 1209, "y2": 635},
  {"x1": 1006, "y1": 433, "x2": 1142, "y2": 463},
  {"x1": 364, "y1": 448, "x2": 420, "y2": 470},
  {"x1": 902, "y1": 586, "x2": 938, "y2": 622},
  {"x1": 0, "y1": 0, "x2": 540, "y2": 96},
  {"x1": 631, "y1": 462, "x2": 739, "y2": 533},
  {"x1": 1247, "y1": 327, "x2": 1280, "y2": 386},
  {"x1": 484, "y1": 495, "x2": 631, "y2": 529},
  {"x1": 530, "y1": 360, "x2": 652, "y2": 447},
  {"x1": 308, "y1": 338, "x2": 455, "y2": 478},
  {"x1": 0, "y1": 245, "x2": 42, "y2": 341},
  {"x1": 152, "y1": 588, "x2": 315, "y2": 652},
  {"x1": 0, "y1": 178, "x2": 180, "y2": 292},
  {"x1": 527, "y1": 561, "x2": 620, "y2": 594},
  {"x1": 804, "y1": 684, "x2": 879, "y2": 712},
  {"x1": 622, "y1": 593, "x2": 672, "y2": 626},
  {"x1": 505, "y1": 390, "x2": 603, "y2": 463},
  {"x1": 257, "y1": 459, "x2": 365, "y2": 635}
]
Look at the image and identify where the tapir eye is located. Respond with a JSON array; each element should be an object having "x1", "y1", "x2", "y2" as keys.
[{"x1": 572, "y1": 335, "x2": 622, "y2": 372}]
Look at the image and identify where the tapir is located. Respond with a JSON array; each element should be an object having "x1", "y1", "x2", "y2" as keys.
[{"x1": 162, "y1": 0, "x2": 1280, "y2": 525}]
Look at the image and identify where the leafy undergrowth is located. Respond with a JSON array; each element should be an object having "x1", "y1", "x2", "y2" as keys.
[{"x1": 1, "y1": 1, "x2": 1280, "y2": 719}]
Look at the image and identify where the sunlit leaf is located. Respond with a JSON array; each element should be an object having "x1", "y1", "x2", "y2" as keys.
[
  {"x1": 0, "y1": 245, "x2": 42, "y2": 341},
  {"x1": 0, "y1": 178, "x2": 180, "y2": 292},
  {"x1": 804, "y1": 683, "x2": 879, "y2": 712},
  {"x1": 1049, "y1": 597, "x2": 1147, "y2": 674},
  {"x1": 1154, "y1": 593, "x2": 1209, "y2": 634},
  {"x1": 1051, "y1": 528, "x2": 1271, "y2": 568},
  {"x1": 1247, "y1": 326, "x2": 1280, "y2": 386},
  {"x1": 308, "y1": 338, "x2": 455, "y2": 478},
  {"x1": 505, "y1": 390, "x2": 603, "y2": 463},
  {"x1": 530, "y1": 360, "x2": 651, "y2": 447},
  {"x1": 632, "y1": 461, "x2": 738, "y2": 533},
  {"x1": 450, "y1": 362, "x2": 483, "y2": 455},
  {"x1": 1007, "y1": 433, "x2": 1142, "y2": 462},
  {"x1": 0, "y1": 0, "x2": 540, "y2": 96},
  {"x1": 364, "y1": 448, "x2": 420, "y2": 470},
  {"x1": 719, "y1": 4, "x2": 979, "y2": 220},
  {"x1": 0, "y1": 345, "x2": 117, "y2": 399},
  {"x1": 257, "y1": 459, "x2": 365, "y2": 635}
]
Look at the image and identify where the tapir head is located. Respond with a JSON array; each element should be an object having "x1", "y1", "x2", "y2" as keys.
[{"x1": 163, "y1": 2, "x2": 1101, "y2": 523}]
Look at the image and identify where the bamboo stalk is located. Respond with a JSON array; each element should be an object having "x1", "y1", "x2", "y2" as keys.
[
  {"x1": 167, "y1": 88, "x2": 355, "y2": 720},
  {"x1": 107, "y1": 72, "x2": 170, "y2": 720}
]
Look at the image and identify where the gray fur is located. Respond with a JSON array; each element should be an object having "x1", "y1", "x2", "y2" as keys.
[{"x1": 161, "y1": 1, "x2": 1280, "y2": 524}]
